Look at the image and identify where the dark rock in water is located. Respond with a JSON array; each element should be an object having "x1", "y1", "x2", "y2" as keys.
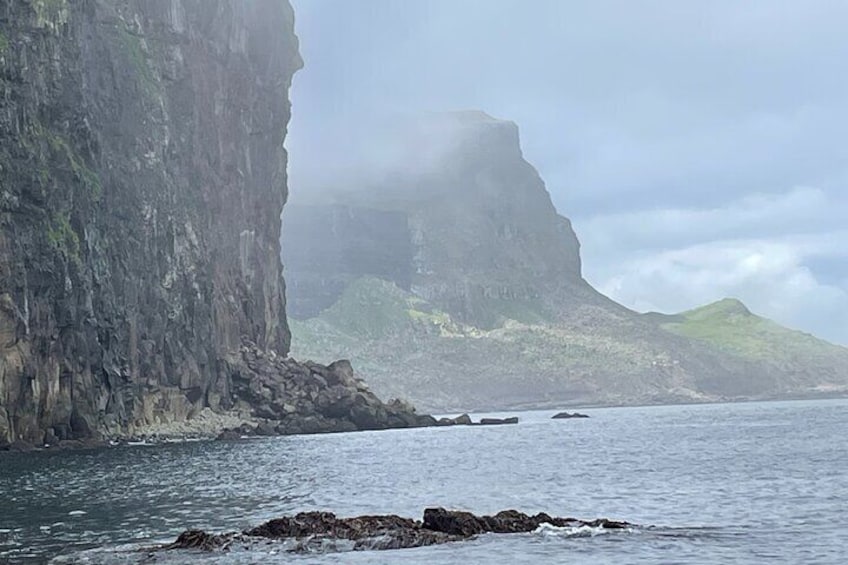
[
  {"x1": 164, "y1": 508, "x2": 634, "y2": 554},
  {"x1": 415, "y1": 414, "x2": 438, "y2": 427},
  {"x1": 552, "y1": 412, "x2": 590, "y2": 419},
  {"x1": 254, "y1": 422, "x2": 278, "y2": 437},
  {"x1": 168, "y1": 530, "x2": 240, "y2": 552},
  {"x1": 452, "y1": 414, "x2": 473, "y2": 425},
  {"x1": 478, "y1": 417, "x2": 519, "y2": 425},
  {"x1": 215, "y1": 430, "x2": 242, "y2": 442}
]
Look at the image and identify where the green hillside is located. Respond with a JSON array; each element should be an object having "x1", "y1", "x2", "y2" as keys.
[
  {"x1": 661, "y1": 298, "x2": 844, "y2": 362},
  {"x1": 290, "y1": 281, "x2": 848, "y2": 411}
]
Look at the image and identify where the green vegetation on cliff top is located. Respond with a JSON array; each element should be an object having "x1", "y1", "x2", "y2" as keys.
[{"x1": 661, "y1": 298, "x2": 843, "y2": 361}]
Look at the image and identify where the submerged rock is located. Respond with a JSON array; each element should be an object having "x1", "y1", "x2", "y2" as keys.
[
  {"x1": 552, "y1": 412, "x2": 590, "y2": 419},
  {"x1": 165, "y1": 508, "x2": 633, "y2": 554}
]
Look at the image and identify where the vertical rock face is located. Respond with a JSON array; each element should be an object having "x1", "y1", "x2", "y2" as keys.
[
  {"x1": 283, "y1": 205, "x2": 414, "y2": 319},
  {"x1": 285, "y1": 111, "x2": 591, "y2": 328},
  {"x1": 0, "y1": 0, "x2": 302, "y2": 443},
  {"x1": 394, "y1": 112, "x2": 587, "y2": 326}
]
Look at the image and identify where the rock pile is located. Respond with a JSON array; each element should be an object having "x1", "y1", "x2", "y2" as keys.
[
  {"x1": 166, "y1": 508, "x2": 633, "y2": 553},
  {"x1": 217, "y1": 342, "x2": 436, "y2": 437}
]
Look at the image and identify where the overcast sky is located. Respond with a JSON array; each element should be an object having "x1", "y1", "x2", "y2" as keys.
[{"x1": 287, "y1": 0, "x2": 848, "y2": 345}]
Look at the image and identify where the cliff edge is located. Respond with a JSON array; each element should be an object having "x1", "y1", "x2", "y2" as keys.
[{"x1": 0, "y1": 0, "x2": 421, "y2": 446}]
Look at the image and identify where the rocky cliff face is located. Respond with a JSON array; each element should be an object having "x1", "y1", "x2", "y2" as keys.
[
  {"x1": 283, "y1": 205, "x2": 413, "y2": 319},
  {"x1": 0, "y1": 0, "x2": 416, "y2": 446},
  {"x1": 286, "y1": 111, "x2": 593, "y2": 328}
]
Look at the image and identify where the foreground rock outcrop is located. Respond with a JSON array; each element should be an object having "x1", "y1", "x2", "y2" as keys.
[{"x1": 165, "y1": 508, "x2": 633, "y2": 554}]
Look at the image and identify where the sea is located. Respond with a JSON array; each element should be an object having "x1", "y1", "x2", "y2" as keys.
[{"x1": 1, "y1": 399, "x2": 846, "y2": 564}]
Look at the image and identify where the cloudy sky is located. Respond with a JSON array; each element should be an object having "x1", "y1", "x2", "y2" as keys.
[{"x1": 287, "y1": 0, "x2": 848, "y2": 345}]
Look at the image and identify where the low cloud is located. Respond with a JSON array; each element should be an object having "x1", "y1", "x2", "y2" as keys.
[{"x1": 289, "y1": 0, "x2": 848, "y2": 344}]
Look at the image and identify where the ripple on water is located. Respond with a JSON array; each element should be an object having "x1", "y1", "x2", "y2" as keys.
[{"x1": 1, "y1": 399, "x2": 847, "y2": 564}]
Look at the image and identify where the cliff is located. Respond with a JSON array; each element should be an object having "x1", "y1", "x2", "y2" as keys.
[
  {"x1": 285, "y1": 112, "x2": 848, "y2": 411},
  {"x1": 286, "y1": 111, "x2": 593, "y2": 329},
  {"x1": 0, "y1": 0, "x2": 423, "y2": 446}
]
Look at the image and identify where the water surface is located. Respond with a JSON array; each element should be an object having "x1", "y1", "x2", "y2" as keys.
[{"x1": 1, "y1": 399, "x2": 846, "y2": 563}]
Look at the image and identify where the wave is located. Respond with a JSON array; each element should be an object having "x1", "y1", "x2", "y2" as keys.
[{"x1": 533, "y1": 522, "x2": 636, "y2": 538}]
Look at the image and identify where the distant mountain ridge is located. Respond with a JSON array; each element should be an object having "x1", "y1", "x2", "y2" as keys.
[{"x1": 283, "y1": 112, "x2": 848, "y2": 411}]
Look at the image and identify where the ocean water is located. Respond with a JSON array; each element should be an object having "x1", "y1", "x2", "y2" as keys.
[{"x1": 1, "y1": 399, "x2": 846, "y2": 563}]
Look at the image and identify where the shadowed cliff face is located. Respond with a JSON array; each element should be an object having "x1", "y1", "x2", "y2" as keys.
[{"x1": 0, "y1": 0, "x2": 301, "y2": 443}]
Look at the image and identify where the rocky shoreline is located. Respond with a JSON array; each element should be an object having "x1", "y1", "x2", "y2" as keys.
[
  {"x1": 1, "y1": 343, "x2": 526, "y2": 452},
  {"x1": 163, "y1": 508, "x2": 634, "y2": 554}
]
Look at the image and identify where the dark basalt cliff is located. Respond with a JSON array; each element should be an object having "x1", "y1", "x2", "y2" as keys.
[{"x1": 0, "y1": 0, "x2": 420, "y2": 445}]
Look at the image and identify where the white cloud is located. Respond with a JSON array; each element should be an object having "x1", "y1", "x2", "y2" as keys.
[{"x1": 577, "y1": 189, "x2": 848, "y2": 344}]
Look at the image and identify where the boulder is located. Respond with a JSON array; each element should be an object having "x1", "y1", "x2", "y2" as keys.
[
  {"x1": 254, "y1": 422, "x2": 278, "y2": 436},
  {"x1": 215, "y1": 429, "x2": 242, "y2": 441},
  {"x1": 451, "y1": 413, "x2": 473, "y2": 425},
  {"x1": 415, "y1": 415, "x2": 438, "y2": 427}
]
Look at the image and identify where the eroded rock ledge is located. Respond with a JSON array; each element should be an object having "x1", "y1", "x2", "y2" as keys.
[{"x1": 166, "y1": 508, "x2": 634, "y2": 553}]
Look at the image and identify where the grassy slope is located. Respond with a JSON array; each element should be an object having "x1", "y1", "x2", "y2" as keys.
[
  {"x1": 290, "y1": 281, "x2": 848, "y2": 411},
  {"x1": 660, "y1": 298, "x2": 845, "y2": 362},
  {"x1": 289, "y1": 277, "x2": 715, "y2": 410}
]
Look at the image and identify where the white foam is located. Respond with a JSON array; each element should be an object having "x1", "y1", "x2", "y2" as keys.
[
  {"x1": 68, "y1": 510, "x2": 87, "y2": 516},
  {"x1": 533, "y1": 522, "x2": 631, "y2": 538}
]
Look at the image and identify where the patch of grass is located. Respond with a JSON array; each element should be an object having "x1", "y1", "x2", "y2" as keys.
[
  {"x1": 662, "y1": 298, "x2": 841, "y2": 360},
  {"x1": 117, "y1": 28, "x2": 158, "y2": 100},
  {"x1": 46, "y1": 130, "x2": 102, "y2": 201},
  {"x1": 47, "y1": 211, "x2": 81, "y2": 263},
  {"x1": 318, "y1": 277, "x2": 417, "y2": 339}
]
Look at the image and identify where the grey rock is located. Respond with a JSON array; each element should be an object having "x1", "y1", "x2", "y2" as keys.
[
  {"x1": 451, "y1": 414, "x2": 473, "y2": 426},
  {"x1": 552, "y1": 411, "x2": 589, "y2": 419},
  {"x1": 0, "y1": 0, "x2": 301, "y2": 444},
  {"x1": 478, "y1": 417, "x2": 519, "y2": 425}
]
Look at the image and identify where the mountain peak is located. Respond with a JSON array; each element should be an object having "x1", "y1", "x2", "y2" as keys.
[{"x1": 690, "y1": 298, "x2": 753, "y2": 318}]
